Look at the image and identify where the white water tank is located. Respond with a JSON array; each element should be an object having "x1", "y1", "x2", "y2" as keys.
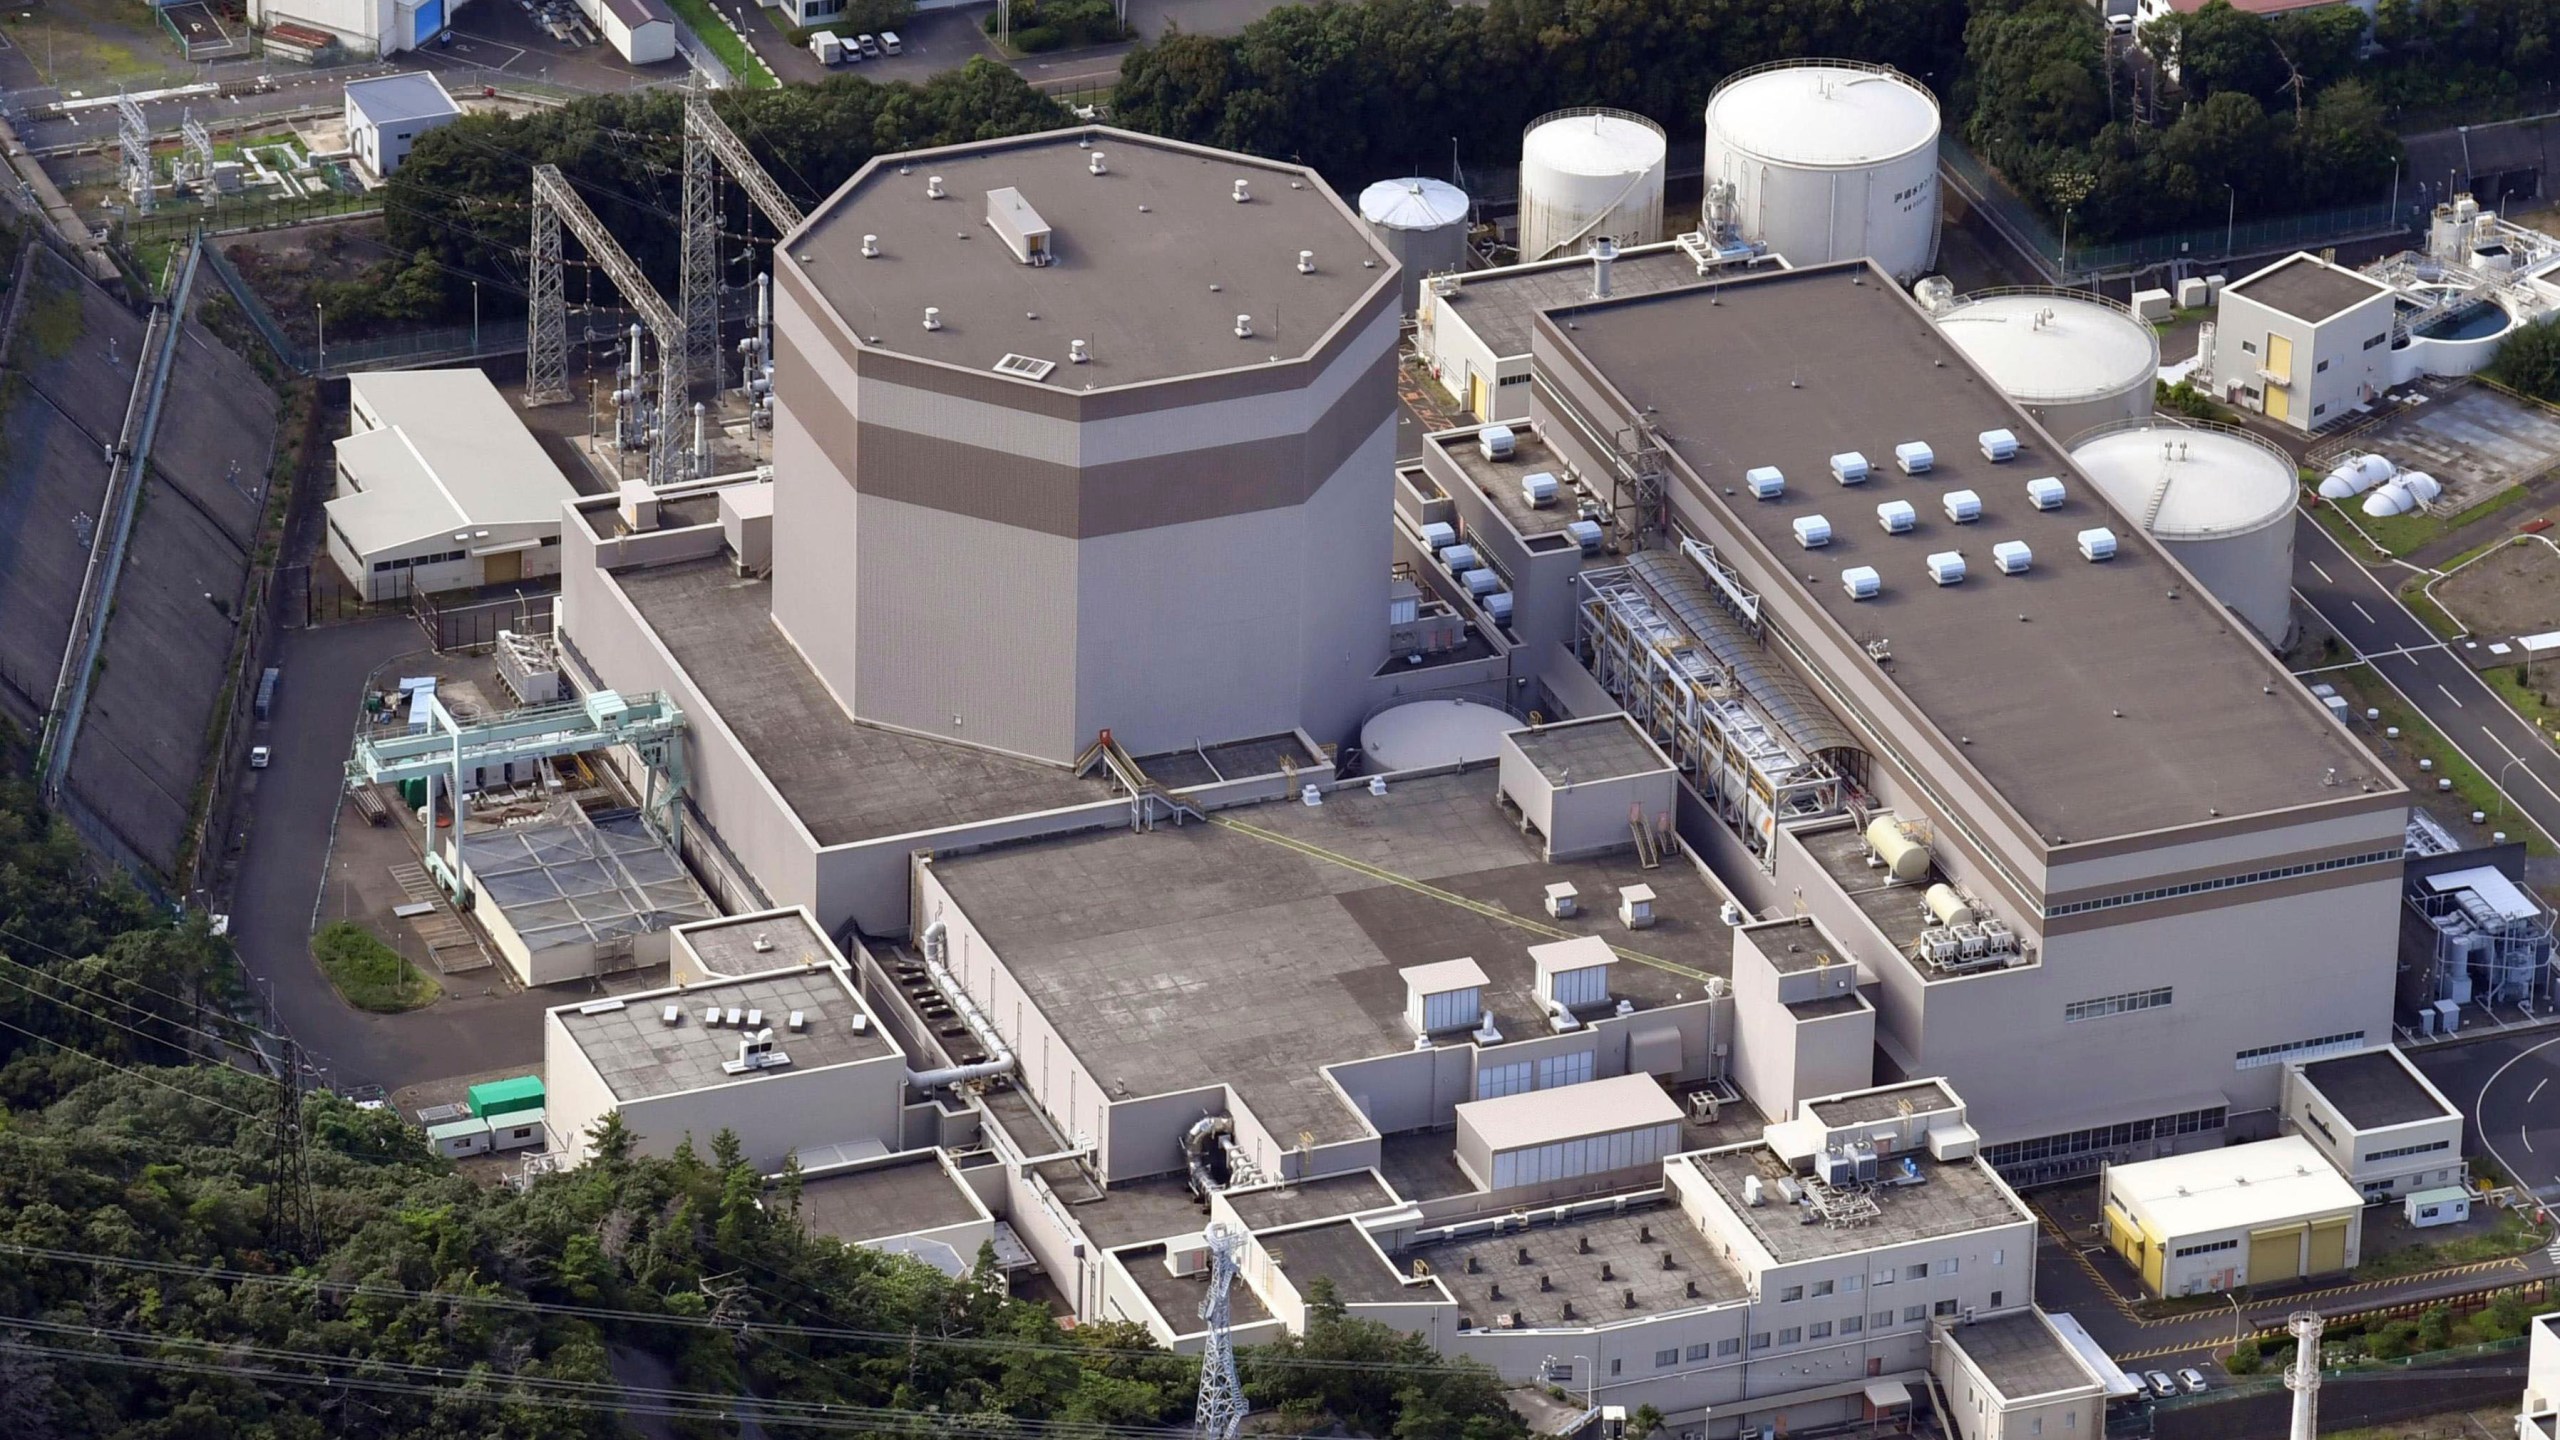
[
  {"x1": 1933, "y1": 289, "x2": 2159, "y2": 443},
  {"x1": 2068, "y1": 420, "x2": 2298, "y2": 647},
  {"x1": 1519, "y1": 109, "x2": 1667, "y2": 264},
  {"x1": 1361, "y1": 178, "x2": 1471, "y2": 315},
  {"x1": 1704, "y1": 61, "x2": 1942, "y2": 282},
  {"x1": 1360, "y1": 699, "x2": 1521, "y2": 772}
]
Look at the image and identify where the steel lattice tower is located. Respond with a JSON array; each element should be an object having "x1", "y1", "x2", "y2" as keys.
[
  {"x1": 117, "y1": 90, "x2": 153, "y2": 215},
  {"x1": 525, "y1": 198, "x2": 569, "y2": 406},
  {"x1": 260, "y1": 1037, "x2": 314, "y2": 1260},
  {"x1": 680, "y1": 83, "x2": 724, "y2": 403},
  {"x1": 1195, "y1": 1224, "x2": 1248, "y2": 1440}
]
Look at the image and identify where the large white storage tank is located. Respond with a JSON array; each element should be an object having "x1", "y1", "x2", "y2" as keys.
[
  {"x1": 1361, "y1": 178, "x2": 1472, "y2": 315},
  {"x1": 2069, "y1": 419, "x2": 2299, "y2": 647},
  {"x1": 1932, "y1": 288, "x2": 2159, "y2": 443},
  {"x1": 1361, "y1": 698, "x2": 1522, "y2": 772},
  {"x1": 1704, "y1": 60, "x2": 1942, "y2": 282},
  {"x1": 1518, "y1": 109, "x2": 1667, "y2": 264}
]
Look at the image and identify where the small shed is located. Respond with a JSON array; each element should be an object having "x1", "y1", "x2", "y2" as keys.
[
  {"x1": 489, "y1": 1108, "x2": 547, "y2": 1152},
  {"x1": 1454, "y1": 1071, "x2": 1684, "y2": 1190},
  {"x1": 427, "y1": 1115, "x2": 492, "y2": 1157},
  {"x1": 467, "y1": 1074, "x2": 546, "y2": 1119},
  {"x1": 344, "y1": 72, "x2": 461, "y2": 181},
  {"x1": 2404, "y1": 1185, "x2": 2470, "y2": 1228}
]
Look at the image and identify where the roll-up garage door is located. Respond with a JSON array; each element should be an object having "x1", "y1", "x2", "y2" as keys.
[
  {"x1": 2248, "y1": 1225, "x2": 2305, "y2": 1286},
  {"x1": 2307, "y1": 1218, "x2": 2351, "y2": 1275}
]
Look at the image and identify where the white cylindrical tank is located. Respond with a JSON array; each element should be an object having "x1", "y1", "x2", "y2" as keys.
[
  {"x1": 1360, "y1": 698, "x2": 1520, "y2": 772},
  {"x1": 2069, "y1": 420, "x2": 2299, "y2": 647},
  {"x1": 1933, "y1": 288, "x2": 2159, "y2": 443},
  {"x1": 1518, "y1": 109, "x2": 1667, "y2": 264},
  {"x1": 1361, "y1": 178, "x2": 1471, "y2": 315},
  {"x1": 1864, "y1": 815, "x2": 1931, "y2": 882},
  {"x1": 1704, "y1": 60, "x2": 1942, "y2": 282}
]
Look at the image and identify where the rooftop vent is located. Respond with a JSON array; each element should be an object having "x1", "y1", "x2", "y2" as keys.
[
  {"x1": 994, "y1": 353, "x2": 1057, "y2": 382},
  {"x1": 1792, "y1": 514, "x2": 1832, "y2": 549},
  {"x1": 703, "y1": 1006, "x2": 722, "y2": 1027},
  {"x1": 860, "y1": 233, "x2": 879, "y2": 258},
  {"x1": 1942, "y1": 489, "x2": 1981, "y2": 524},
  {"x1": 1069, "y1": 339, "x2": 1090, "y2": 364},
  {"x1": 1979, "y1": 429, "x2": 2019, "y2": 461},
  {"x1": 2077, "y1": 527, "x2": 2119, "y2": 561},
  {"x1": 1089, "y1": 152, "x2": 1107, "y2": 174},
  {"x1": 926, "y1": 174, "x2": 945, "y2": 199},
  {"x1": 1830, "y1": 451, "x2": 1870, "y2": 485},
  {"x1": 1876, "y1": 500, "x2": 1916, "y2": 534},
  {"x1": 1233, "y1": 178, "x2": 1251, "y2": 202},
  {"x1": 1522, "y1": 471, "x2": 1559, "y2": 508},
  {"x1": 923, "y1": 307, "x2": 942, "y2": 331},
  {"x1": 1479, "y1": 425, "x2": 1516, "y2": 461},
  {"x1": 986, "y1": 186, "x2": 1053, "y2": 265},
  {"x1": 752, "y1": 933, "x2": 774, "y2": 953},
  {"x1": 2026, "y1": 476, "x2": 2066, "y2": 511},
  {"x1": 1619, "y1": 884, "x2": 1657, "y2": 930},
  {"x1": 1545, "y1": 882, "x2": 1580, "y2": 918},
  {"x1": 1927, "y1": 551, "x2": 1966, "y2": 586},
  {"x1": 1234, "y1": 314, "x2": 1253, "y2": 338},
  {"x1": 1894, "y1": 441, "x2": 1935, "y2": 475},
  {"x1": 661, "y1": 1004, "x2": 682, "y2": 1027},
  {"x1": 1747, "y1": 465, "x2": 1785, "y2": 500},
  {"x1": 1298, "y1": 249, "x2": 1316, "y2": 274},
  {"x1": 788, "y1": 1009, "x2": 806, "y2": 1031},
  {"x1": 745, "y1": 1008, "x2": 764, "y2": 1027},
  {"x1": 1992, "y1": 540, "x2": 2032, "y2": 575},
  {"x1": 1843, "y1": 565, "x2": 1882, "y2": 600},
  {"x1": 722, "y1": 1028, "x2": 791, "y2": 1075}
]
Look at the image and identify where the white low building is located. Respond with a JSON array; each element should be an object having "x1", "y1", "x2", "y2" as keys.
[
  {"x1": 2209, "y1": 252, "x2": 2397, "y2": 431},
  {"x1": 2102, "y1": 1136, "x2": 2365, "y2": 1297},
  {"x1": 2521, "y1": 1312, "x2": 2560, "y2": 1438},
  {"x1": 345, "y1": 72, "x2": 460, "y2": 180},
  {"x1": 576, "y1": 0, "x2": 675, "y2": 64},
  {"x1": 2280, "y1": 1045, "x2": 2466, "y2": 1202},
  {"x1": 252, "y1": 0, "x2": 463, "y2": 57},
  {"x1": 325, "y1": 369, "x2": 579, "y2": 601}
]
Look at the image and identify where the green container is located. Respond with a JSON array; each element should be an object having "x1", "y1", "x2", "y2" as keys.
[
  {"x1": 466, "y1": 1075, "x2": 545, "y2": 1119},
  {"x1": 401, "y1": 777, "x2": 428, "y2": 808}
]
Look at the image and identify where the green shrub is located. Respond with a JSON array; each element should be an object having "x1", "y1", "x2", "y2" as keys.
[{"x1": 311, "y1": 920, "x2": 440, "y2": 1013}]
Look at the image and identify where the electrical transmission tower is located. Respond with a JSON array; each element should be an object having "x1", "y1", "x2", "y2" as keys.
[
  {"x1": 117, "y1": 89, "x2": 153, "y2": 214},
  {"x1": 261, "y1": 1036, "x2": 314, "y2": 1260},
  {"x1": 679, "y1": 80, "x2": 722, "y2": 399},
  {"x1": 180, "y1": 111, "x2": 213, "y2": 198},
  {"x1": 1195, "y1": 1224, "x2": 1248, "y2": 1440},
  {"x1": 2284, "y1": 1310, "x2": 2324, "y2": 1440},
  {"x1": 525, "y1": 197, "x2": 569, "y2": 407},
  {"x1": 526, "y1": 164, "x2": 685, "y2": 484}
]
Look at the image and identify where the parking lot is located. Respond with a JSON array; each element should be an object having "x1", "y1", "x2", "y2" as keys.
[
  {"x1": 412, "y1": 0, "x2": 687, "y2": 92},
  {"x1": 727, "y1": 2, "x2": 987, "y2": 87}
]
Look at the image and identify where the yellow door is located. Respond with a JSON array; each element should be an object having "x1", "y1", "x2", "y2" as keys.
[
  {"x1": 2265, "y1": 333, "x2": 2294, "y2": 381},
  {"x1": 484, "y1": 549, "x2": 522, "y2": 584},
  {"x1": 2265, "y1": 383, "x2": 2291, "y2": 423},
  {"x1": 2307, "y1": 1218, "x2": 2351, "y2": 1275},
  {"x1": 1469, "y1": 370, "x2": 1490, "y2": 420},
  {"x1": 2248, "y1": 1225, "x2": 2304, "y2": 1286}
]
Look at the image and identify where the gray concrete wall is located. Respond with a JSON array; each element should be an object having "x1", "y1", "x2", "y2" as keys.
[{"x1": 614, "y1": 1054, "x2": 905, "y2": 1173}]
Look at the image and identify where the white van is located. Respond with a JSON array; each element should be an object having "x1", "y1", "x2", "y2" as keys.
[{"x1": 878, "y1": 29, "x2": 901, "y2": 51}]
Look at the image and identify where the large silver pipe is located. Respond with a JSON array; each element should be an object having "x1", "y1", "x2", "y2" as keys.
[
  {"x1": 1183, "y1": 1113, "x2": 1234, "y2": 1198},
  {"x1": 902, "y1": 919, "x2": 1016, "y2": 1091}
]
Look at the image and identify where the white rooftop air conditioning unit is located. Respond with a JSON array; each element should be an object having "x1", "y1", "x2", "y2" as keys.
[
  {"x1": 1978, "y1": 429, "x2": 2019, "y2": 461},
  {"x1": 1486, "y1": 591, "x2": 1515, "y2": 625},
  {"x1": 1894, "y1": 441, "x2": 1934, "y2": 475},
  {"x1": 662, "y1": 1005, "x2": 682, "y2": 1027},
  {"x1": 1440, "y1": 544, "x2": 1479, "y2": 573},
  {"x1": 1465, "y1": 568, "x2": 1503, "y2": 598},
  {"x1": 1941, "y1": 489, "x2": 1981, "y2": 524},
  {"x1": 1522, "y1": 471, "x2": 1560, "y2": 508},
  {"x1": 1567, "y1": 519, "x2": 1605, "y2": 553},
  {"x1": 1991, "y1": 540, "x2": 2032, "y2": 575},
  {"x1": 1876, "y1": 500, "x2": 1916, "y2": 534},
  {"x1": 2026, "y1": 477, "x2": 2066, "y2": 511},
  {"x1": 1420, "y1": 521, "x2": 1458, "y2": 551},
  {"x1": 1478, "y1": 425, "x2": 1516, "y2": 462},
  {"x1": 1747, "y1": 465, "x2": 1786, "y2": 500},
  {"x1": 1926, "y1": 551, "x2": 1966, "y2": 586},
  {"x1": 1842, "y1": 565, "x2": 1881, "y2": 601},
  {"x1": 2077, "y1": 527, "x2": 2119, "y2": 561},
  {"x1": 1793, "y1": 514, "x2": 1833, "y2": 549},
  {"x1": 1830, "y1": 452, "x2": 1870, "y2": 485}
]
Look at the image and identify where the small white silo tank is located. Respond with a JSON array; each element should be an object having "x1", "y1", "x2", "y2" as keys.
[
  {"x1": 1518, "y1": 109, "x2": 1667, "y2": 264},
  {"x1": 1361, "y1": 178, "x2": 1472, "y2": 315},
  {"x1": 1360, "y1": 698, "x2": 1521, "y2": 772},
  {"x1": 1934, "y1": 289, "x2": 2159, "y2": 443},
  {"x1": 1704, "y1": 60, "x2": 1942, "y2": 282},
  {"x1": 2068, "y1": 420, "x2": 2299, "y2": 647}
]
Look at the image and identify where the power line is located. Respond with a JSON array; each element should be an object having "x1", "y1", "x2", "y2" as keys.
[
  {"x1": 0, "y1": 951, "x2": 253, "y2": 1059},
  {"x1": 0, "y1": 922, "x2": 277, "y2": 1048},
  {"x1": 0, "y1": 1016, "x2": 263, "y2": 1120}
]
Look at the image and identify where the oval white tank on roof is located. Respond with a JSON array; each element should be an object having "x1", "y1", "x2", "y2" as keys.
[
  {"x1": 1704, "y1": 60, "x2": 1942, "y2": 282},
  {"x1": 1360, "y1": 177, "x2": 1471, "y2": 314},
  {"x1": 1933, "y1": 288, "x2": 2159, "y2": 443},
  {"x1": 1519, "y1": 109, "x2": 1667, "y2": 264},
  {"x1": 2068, "y1": 419, "x2": 2299, "y2": 646},
  {"x1": 1360, "y1": 698, "x2": 1520, "y2": 772}
]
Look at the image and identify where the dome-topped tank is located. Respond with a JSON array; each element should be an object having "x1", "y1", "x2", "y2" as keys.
[
  {"x1": 1361, "y1": 698, "x2": 1522, "y2": 772},
  {"x1": 1518, "y1": 109, "x2": 1667, "y2": 264},
  {"x1": 2068, "y1": 419, "x2": 2298, "y2": 647},
  {"x1": 1360, "y1": 178, "x2": 1471, "y2": 314},
  {"x1": 1934, "y1": 288, "x2": 2159, "y2": 443},
  {"x1": 1704, "y1": 61, "x2": 1941, "y2": 282}
]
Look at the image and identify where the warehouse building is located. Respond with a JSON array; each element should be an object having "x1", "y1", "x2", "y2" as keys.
[
  {"x1": 574, "y1": 0, "x2": 676, "y2": 64},
  {"x1": 2208, "y1": 253, "x2": 2397, "y2": 431},
  {"x1": 327, "y1": 369, "x2": 578, "y2": 601},
  {"x1": 2101, "y1": 1135, "x2": 2364, "y2": 1296},
  {"x1": 253, "y1": 0, "x2": 460, "y2": 56},
  {"x1": 344, "y1": 72, "x2": 460, "y2": 181},
  {"x1": 2279, "y1": 1045, "x2": 2466, "y2": 1201}
]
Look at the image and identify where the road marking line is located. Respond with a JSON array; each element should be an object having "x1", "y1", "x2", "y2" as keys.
[
  {"x1": 2353, "y1": 599, "x2": 2378, "y2": 624},
  {"x1": 2440, "y1": 684, "x2": 2465, "y2": 707},
  {"x1": 2535, "y1": 1077, "x2": 2549, "y2": 1104},
  {"x1": 2310, "y1": 559, "x2": 2335, "y2": 584},
  {"x1": 2360, "y1": 659, "x2": 2560, "y2": 849}
]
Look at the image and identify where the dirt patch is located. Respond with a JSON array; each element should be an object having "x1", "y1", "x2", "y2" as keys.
[
  {"x1": 222, "y1": 220, "x2": 397, "y2": 346},
  {"x1": 2435, "y1": 537, "x2": 2560, "y2": 640}
]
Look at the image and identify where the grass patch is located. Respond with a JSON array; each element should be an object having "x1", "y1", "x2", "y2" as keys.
[
  {"x1": 312, "y1": 919, "x2": 440, "y2": 1013},
  {"x1": 2305, "y1": 485, "x2": 2536, "y2": 558},
  {"x1": 2397, "y1": 577, "x2": 2462, "y2": 638},
  {"x1": 2329, "y1": 665, "x2": 2555, "y2": 855},
  {"x1": 2480, "y1": 663, "x2": 2560, "y2": 739},
  {"x1": 2354, "y1": 1210, "x2": 2540, "y2": 1282},
  {"x1": 661, "y1": 0, "x2": 778, "y2": 87}
]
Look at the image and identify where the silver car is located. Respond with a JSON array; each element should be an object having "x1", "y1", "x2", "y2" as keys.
[
  {"x1": 2177, "y1": 1368, "x2": 2207, "y2": 1393},
  {"x1": 2146, "y1": 1370, "x2": 2178, "y2": 1399}
]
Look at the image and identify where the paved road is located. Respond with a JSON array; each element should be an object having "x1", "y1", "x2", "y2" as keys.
[
  {"x1": 223, "y1": 615, "x2": 555, "y2": 1092},
  {"x1": 14, "y1": 65, "x2": 399, "y2": 153},
  {"x1": 2415, "y1": 1029, "x2": 2560, "y2": 1204},
  {"x1": 2292, "y1": 513, "x2": 2560, "y2": 848}
]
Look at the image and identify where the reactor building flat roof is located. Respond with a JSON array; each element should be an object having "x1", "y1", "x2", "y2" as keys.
[
  {"x1": 1535, "y1": 264, "x2": 2386, "y2": 844},
  {"x1": 787, "y1": 127, "x2": 1396, "y2": 390}
]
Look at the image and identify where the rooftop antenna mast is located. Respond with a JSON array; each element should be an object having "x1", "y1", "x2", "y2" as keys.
[{"x1": 1195, "y1": 1224, "x2": 1248, "y2": 1440}]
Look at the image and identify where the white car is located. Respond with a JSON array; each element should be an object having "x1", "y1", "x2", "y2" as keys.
[
  {"x1": 2146, "y1": 1371, "x2": 2177, "y2": 1399},
  {"x1": 2177, "y1": 1368, "x2": 2207, "y2": 1393},
  {"x1": 877, "y1": 28, "x2": 901, "y2": 51},
  {"x1": 249, "y1": 744, "x2": 270, "y2": 769}
]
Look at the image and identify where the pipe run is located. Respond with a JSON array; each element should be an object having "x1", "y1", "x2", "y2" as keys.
[
  {"x1": 1184, "y1": 1114, "x2": 1234, "y2": 1199},
  {"x1": 901, "y1": 920, "x2": 1017, "y2": 1092}
]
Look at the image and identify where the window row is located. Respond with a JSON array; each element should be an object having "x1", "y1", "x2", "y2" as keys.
[
  {"x1": 2047, "y1": 850, "x2": 2400, "y2": 918},
  {"x1": 2236, "y1": 1031, "x2": 2367, "y2": 1070},
  {"x1": 1485, "y1": 1123, "x2": 1678, "y2": 1188},
  {"x1": 2064, "y1": 987, "x2": 2172, "y2": 1023},
  {"x1": 2364, "y1": 1138, "x2": 2451, "y2": 1163},
  {"x1": 373, "y1": 548, "x2": 467, "y2": 575},
  {"x1": 2174, "y1": 1237, "x2": 2238, "y2": 1258},
  {"x1": 1982, "y1": 1107, "x2": 2227, "y2": 1170}
]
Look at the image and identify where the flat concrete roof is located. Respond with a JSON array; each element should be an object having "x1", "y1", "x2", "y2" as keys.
[
  {"x1": 554, "y1": 968, "x2": 894, "y2": 1101},
  {"x1": 1229, "y1": 1172, "x2": 1399, "y2": 1231},
  {"x1": 2298, "y1": 1047, "x2": 2454, "y2": 1130},
  {"x1": 1948, "y1": 1311, "x2": 2100, "y2": 1401},
  {"x1": 1799, "y1": 822, "x2": 1940, "y2": 958},
  {"x1": 1808, "y1": 1080, "x2": 1960, "y2": 1130},
  {"x1": 614, "y1": 558, "x2": 1110, "y2": 845},
  {"x1": 1747, "y1": 917, "x2": 1849, "y2": 975},
  {"x1": 1508, "y1": 716, "x2": 1671, "y2": 787},
  {"x1": 1459, "y1": 1072, "x2": 1683, "y2": 1152},
  {"x1": 1121, "y1": 1240, "x2": 1273, "y2": 1333},
  {"x1": 1047, "y1": 1172, "x2": 1210, "y2": 1249},
  {"x1": 1400, "y1": 1194, "x2": 1751, "y2": 1324},
  {"x1": 1438, "y1": 243, "x2": 1716, "y2": 361},
  {"x1": 799, "y1": 1157, "x2": 982, "y2": 1243},
  {"x1": 1689, "y1": 1147, "x2": 2024, "y2": 1263},
  {"x1": 2105, "y1": 1134, "x2": 2362, "y2": 1236},
  {"x1": 1432, "y1": 423, "x2": 1599, "y2": 544},
  {"x1": 681, "y1": 910, "x2": 839, "y2": 978},
  {"x1": 1541, "y1": 266, "x2": 2387, "y2": 843},
  {"x1": 932, "y1": 767, "x2": 1737, "y2": 1150},
  {"x1": 2227, "y1": 255, "x2": 2393, "y2": 325},
  {"x1": 791, "y1": 127, "x2": 1391, "y2": 389},
  {"x1": 1267, "y1": 1220, "x2": 1423, "y2": 1305}
]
